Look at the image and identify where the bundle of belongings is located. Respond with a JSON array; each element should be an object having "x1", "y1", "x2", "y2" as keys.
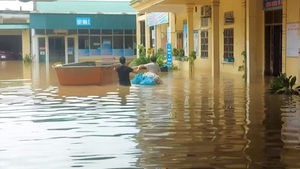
[{"x1": 131, "y1": 72, "x2": 162, "y2": 85}]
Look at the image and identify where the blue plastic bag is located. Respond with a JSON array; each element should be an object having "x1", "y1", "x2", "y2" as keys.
[
  {"x1": 131, "y1": 73, "x2": 143, "y2": 84},
  {"x1": 140, "y1": 76, "x2": 156, "y2": 85}
]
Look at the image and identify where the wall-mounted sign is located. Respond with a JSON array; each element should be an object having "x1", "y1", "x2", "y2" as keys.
[
  {"x1": 166, "y1": 43, "x2": 172, "y2": 67},
  {"x1": 286, "y1": 23, "x2": 299, "y2": 57},
  {"x1": 263, "y1": 0, "x2": 282, "y2": 10},
  {"x1": 76, "y1": 17, "x2": 91, "y2": 26},
  {"x1": 147, "y1": 12, "x2": 168, "y2": 27}
]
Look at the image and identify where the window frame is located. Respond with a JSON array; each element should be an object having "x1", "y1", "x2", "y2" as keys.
[
  {"x1": 200, "y1": 30, "x2": 209, "y2": 58},
  {"x1": 223, "y1": 28, "x2": 234, "y2": 60}
]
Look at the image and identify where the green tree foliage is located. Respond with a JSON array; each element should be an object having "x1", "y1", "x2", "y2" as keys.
[{"x1": 131, "y1": 45, "x2": 166, "y2": 67}]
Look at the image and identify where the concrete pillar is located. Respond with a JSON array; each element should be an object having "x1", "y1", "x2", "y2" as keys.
[
  {"x1": 211, "y1": 0, "x2": 220, "y2": 78},
  {"x1": 45, "y1": 36, "x2": 49, "y2": 64},
  {"x1": 186, "y1": 4, "x2": 194, "y2": 56},
  {"x1": 145, "y1": 25, "x2": 151, "y2": 51},
  {"x1": 246, "y1": 0, "x2": 259, "y2": 83},
  {"x1": 22, "y1": 29, "x2": 31, "y2": 59},
  {"x1": 74, "y1": 36, "x2": 79, "y2": 62},
  {"x1": 145, "y1": 25, "x2": 151, "y2": 50},
  {"x1": 136, "y1": 15, "x2": 141, "y2": 47},
  {"x1": 31, "y1": 29, "x2": 38, "y2": 63},
  {"x1": 169, "y1": 12, "x2": 176, "y2": 47},
  {"x1": 145, "y1": 18, "x2": 151, "y2": 51},
  {"x1": 242, "y1": 0, "x2": 246, "y2": 51},
  {"x1": 156, "y1": 25, "x2": 162, "y2": 50}
]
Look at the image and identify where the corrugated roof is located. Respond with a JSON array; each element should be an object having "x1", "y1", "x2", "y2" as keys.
[{"x1": 36, "y1": 1, "x2": 136, "y2": 14}]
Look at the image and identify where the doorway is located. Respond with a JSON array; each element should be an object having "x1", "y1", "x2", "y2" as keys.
[
  {"x1": 66, "y1": 37, "x2": 75, "y2": 63},
  {"x1": 265, "y1": 25, "x2": 282, "y2": 76},
  {"x1": 49, "y1": 37, "x2": 65, "y2": 63},
  {"x1": 264, "y1": 10, "x2": 282, "y2": 76}
]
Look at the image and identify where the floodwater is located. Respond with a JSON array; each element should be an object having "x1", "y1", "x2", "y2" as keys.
[{"x1": 0, "y1": 61, "x2": 300, "y2": 169}]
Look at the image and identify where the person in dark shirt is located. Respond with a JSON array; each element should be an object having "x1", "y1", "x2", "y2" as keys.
[{"x1": 114, "y1": 56, "x2": 138, "y2": 86}]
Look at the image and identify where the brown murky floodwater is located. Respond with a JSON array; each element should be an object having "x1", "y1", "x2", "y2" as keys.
[{"x1": 0, "y1": 61, "x2": 300, "y2": 169}]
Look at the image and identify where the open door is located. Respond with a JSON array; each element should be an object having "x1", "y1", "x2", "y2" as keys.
[{"x1": 265, "y1": 25, "x2": 282, "y2": 76}]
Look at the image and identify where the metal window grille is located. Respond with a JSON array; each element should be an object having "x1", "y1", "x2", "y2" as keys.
[
  {"x1": 223, "y1": 28, "x2": 234, "y2": 59},
  {"x1": 201, "y1": 30, "x2": 208, "y2": 58}
]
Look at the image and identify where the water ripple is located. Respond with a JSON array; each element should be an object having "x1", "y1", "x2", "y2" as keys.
[{"x1": 0, "y1": 64, "x2": 299, "y2": 168}]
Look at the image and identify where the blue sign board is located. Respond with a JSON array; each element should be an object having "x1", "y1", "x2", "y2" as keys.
[
  {"x1": 263, "y1": 0, "x2": 282, "y2": 10},
  {"x1": 76, "y1": 17, "x2": 91, "y2": 26},
  {"x1": 166, "y1": 43, "x2": 172, "y2": 67}
]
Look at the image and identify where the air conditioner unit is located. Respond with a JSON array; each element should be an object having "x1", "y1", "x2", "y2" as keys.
[{"x1": 201, "y1": 5, "x2": 211, "y2": 18}]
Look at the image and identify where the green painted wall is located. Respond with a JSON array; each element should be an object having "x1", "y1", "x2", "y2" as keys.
[{"x1": 30, "y1": 13, "x2": 136, "y2": 29}]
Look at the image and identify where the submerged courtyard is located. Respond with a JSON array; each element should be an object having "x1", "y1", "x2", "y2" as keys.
[{"x1": 0, "y1": 61, "x2": 299, "y2": 169}]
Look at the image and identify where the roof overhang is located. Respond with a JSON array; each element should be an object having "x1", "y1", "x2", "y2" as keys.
[
  {"x1": 131, "y1": 0, "x2": 210, "y2": 13},
  {"x1": 0, "y1": 24, "x2": 29, "y2": 29}
]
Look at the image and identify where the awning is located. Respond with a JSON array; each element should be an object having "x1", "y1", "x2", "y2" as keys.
[{"x1": 0, "y1": 24, "x2": 30, "y2": 30}]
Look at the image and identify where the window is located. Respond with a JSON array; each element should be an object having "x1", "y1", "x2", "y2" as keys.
[
  {"x1": 177, "y1": 32, "x2": 183, "y2": 49},
  {"x1": 78, "y1": 29, "x2": 89, "y2": 34},
  {"x1": 113, "y1": 36, "x2": 123, "y2": 49},
  {"x1": 78, "y1": 36, "x2": 89, "y2": 56},
  {"x1": 201, "y1": 18, "x2": 209, "y2": 27},
  {"x1": 90, "y1": 29, "x2": 100, "y2": 34},
  {"x1": 125, "y1": 36, "x2": 134, "y2": 56},
  {"x1": 46, "y1": 29, "x2": 54, "y2": 34},
  {"x1": 200, "y1": 30, "x2": 208, "y2": 58},
  {"x1": 125, "y1": 36, "x2": 133, "y2": 49},
  {"x1": 224, "y1": 28, "x2": 234, "y2": 60},
  {"x1": 35, "y1": 29, "x2": 45, "y2": 35},
  {"x1": 90, "y1": 36, "x2": 101, "y2": 55},
  {"x1": 102, "y1": 29, "x2": 112, "y2": 35},
  {"x1": 125, "y1": 29, "x2": 133, "y2": 34},
  {"x1": 102, "y1": 36, "x2": 112, "y2": 55},
  {"x1": 68, "y1": 29, "x2": 77, "y2": 35},
  {"x1": 113, "y1": 29, "x2": 123, "y2": 34}
]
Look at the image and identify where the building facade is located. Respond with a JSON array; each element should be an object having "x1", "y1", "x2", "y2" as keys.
[
  {"x1": 1, "y1": 1, "x2": 137, "y2": 64},
  {"x1": 0, "y1": 11, "x2": 31, "y2": 59},
  {"x1": 30, "y1": 0, "x2": 136, "y2": 64},
  {"x1": 131, "y1": 0, "x2": 300, "y2": 83}
]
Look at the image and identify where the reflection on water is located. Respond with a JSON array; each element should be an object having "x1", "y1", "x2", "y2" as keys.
[{"x1": 0, "y1": 61, "x2": 300, "y2": 169}]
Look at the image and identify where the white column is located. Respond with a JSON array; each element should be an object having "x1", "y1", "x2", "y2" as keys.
[
  {"x1": 74, "y1": 36, "x2": 79, "y2": 62},
  {"x1": 45, "y1": 36, "x2": 49, "y2": 64},
  {"x1": 65, "y1": 37, "x2": 68, "y2": 64}
]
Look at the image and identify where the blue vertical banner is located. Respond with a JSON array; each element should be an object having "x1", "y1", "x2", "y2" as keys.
[{"x1": 166, "y1": 43, "x2": 172, "y2": 67}]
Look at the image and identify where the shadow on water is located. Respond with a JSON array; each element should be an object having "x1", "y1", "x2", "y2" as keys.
[{"x1": 0, "y1": 61, "x2": 300, "y2": 169}]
